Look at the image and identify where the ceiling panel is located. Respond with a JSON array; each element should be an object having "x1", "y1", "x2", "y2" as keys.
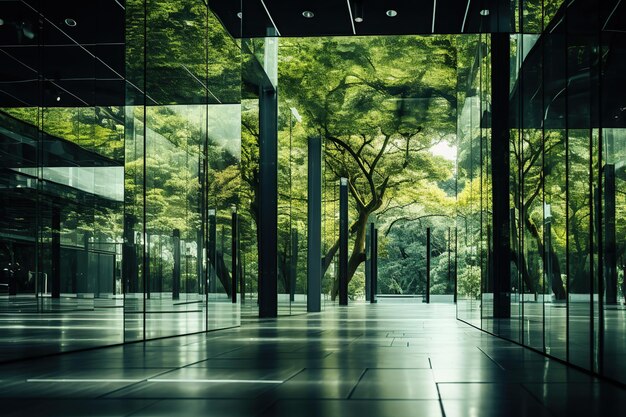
[
  {"x1": 0, "y1": 0, "x2": 125, "y2": 107},
  {"x1": 211, "y1": 0, "x2": 497, "y2": 38}
]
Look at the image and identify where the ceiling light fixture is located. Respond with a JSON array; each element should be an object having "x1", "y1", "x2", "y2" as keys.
[
  {"x1": 302, "y1": 11, "x2": 314, "y2": 18},
  {"x1": 21, "y1": 22, "x2": 35, "y2": 39},
  {"x1": 480, "y1": 9, "x2": 490, "y2": 16},
  {"x1": 237, "y1": 12, "x2": 242, "y2": 19},
  {"x1": 56, "y1": 95, "x2": 61, "y2": 102},
  {"x1": 64, "y1": 18, "x2": 77, "y2": 27},
  {"x1": 0, "y1": 18, "x2": 5, "y2": 26},
  {"x1": 386, "y1": 10, "x2": 398, "y2": 17},
  {"x1": 353, "y1": 0, "x2": 364, "y2": 23}
]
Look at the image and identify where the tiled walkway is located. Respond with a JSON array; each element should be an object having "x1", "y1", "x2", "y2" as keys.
[{"x1": 1, "y1": 302, "x2": 624, "y2": 416}]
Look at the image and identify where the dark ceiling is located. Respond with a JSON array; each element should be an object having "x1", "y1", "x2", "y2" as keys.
[
  {"x1": 1, "y1": 0, "x2": 624, "y2": 111},
  {"x1": 0, "y1": 0, "x2": 126, "y2": 108},
  {"x1": 212, "y1": 0, "x2": 494, "y2": 39},
  {"x1": 0, "y1": 0, "x2": 497, "y2": 108}
]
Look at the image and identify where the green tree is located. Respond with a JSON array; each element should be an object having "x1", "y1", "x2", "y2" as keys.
[{"x1": 279, "y1": 36, "x2": 458, "y2": 299}]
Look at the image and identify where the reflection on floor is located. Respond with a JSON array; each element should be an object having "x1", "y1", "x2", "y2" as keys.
[
  {"x1": 458, "y1": 298, "x2": 626, "y2": 382},
  {"x1": 0, "y1": 297, "x2": 239, "y2": 362},
  {"x1": 1, "y1": 302, "x2": 625, "y2": 417}
]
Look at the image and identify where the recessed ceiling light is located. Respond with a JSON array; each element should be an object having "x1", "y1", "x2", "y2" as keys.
[
  {"x1": 480, "y1": 9, "x2": 490, "y2": 16},
  {"x1": 0, "y1": 18, "x2": 5, "y2": 26},
  {"x1": 302, "y1": 11, "x2": 314, "y2": 18},
  {"x1": 64, "y1": 18, "x2": 77, "y2": 27},
  {"x1": 354, "y1": 0, "x2": 364, "y2": 23},
  {"x1": 386, "y1": 10, "x2": 398, "y2": 17},
  {"x1": 237, "y1": 12, "x2": 242, "y2": 19},
  {"x1": 56, "y1": 95, "x2": 61, "y2": 102},
  {"x1": 21, "y1": 23, "x2": 35, "y2": 39}
]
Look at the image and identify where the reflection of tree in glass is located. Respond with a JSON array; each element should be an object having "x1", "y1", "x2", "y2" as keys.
[{"x1": 279, "y1": 36, "x2": 458, "y2": 299}]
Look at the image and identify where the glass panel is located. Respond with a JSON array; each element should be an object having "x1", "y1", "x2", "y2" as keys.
[
  {"x1": 456, "y1": 35, "x2": 483, "y2": 327},
  {"x1": 1, "y1": 1, "x2": 125, "y2": 359},
  {"x1": 240, "y1": 97, "x2": 260, "y2": 317},
  {"x1": 276, "y1": 99, "x2": 308, "y2": 314},
  {"x1": 542, "y1": 25, "x2": 568, "y2": 360},
  {"x1": 480, "y1": 34, "x2": 493, "y2": 335},
  {"x1": 567, "y1": 128, "x2": 593, "y2": 370},
  {"x1": 123, "y1": 0, "x2": 146, "y2": 343},
  {"x1": 603, "y1": 126, "x2": 626, "y2": 382}
]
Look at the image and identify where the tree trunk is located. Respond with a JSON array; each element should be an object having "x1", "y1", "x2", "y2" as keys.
[
  {"x1": 331, "y1": 211, "x2": 368, "y2": 300},
  {"x1": 215, "y1": 250, "x2": 231, "y2": 297},
  {"x1": 524, "y1": 216, "x2": 566, "y2": 299}
]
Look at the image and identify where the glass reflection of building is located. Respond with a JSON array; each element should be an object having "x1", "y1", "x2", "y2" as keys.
[
  {"x1": 0, "y1": 0, "x2": 625, "y2": 388},
  {"x1": 0, "y1": 0, "x2": 243, "y2": 360},
  {"x1": 455, "y1": 0, "x2": 626, "y2": 384}
]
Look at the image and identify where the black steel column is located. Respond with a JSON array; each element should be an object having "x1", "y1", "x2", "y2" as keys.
[
  {"x1": 365, "y1": 224, "x2": 371, "y2": 301},
  {"x1": 241, "y1": 255, "x2": 246, "y2": 303},
  {"x1": 491, "y1": 33, "x2": 511, "y2": 318},
  {"x1": 51, "y1": 207, "x2": 61, "y2": 299},
  {"x1": 604, "y1": 164, "x2": 617, "y2": 304},
  {"x1": 208, "y1": 210, "x2": 216, "y2": 294},
  {"x1": 426, "y1": 227, "x2": 431, "y2": 304},
  {"x1": 370, "y1": 225, "x2": 378, "y2": 304},
  {"x1": 231, "y1": 210, "x2": 238, "y2": 303},
  {"x1": 197, "y1": 229, "x2": 203, "y2": 295},
  {"x1": 123, "y1": 215, "x2": 137, "y2": 294},
  {"x1": 145, "y1": 233, "x2": 151, "y2": 299},
  {"x1": 172, "y1": 229, "x2": 180, "y2": 300},
  {"x1": 454, "y1": 227, "x2": 458, "y2": 303},
  {"x1": 307, "y1": 136, "x2": 322, "y2": 312},
  {"x1": 339, "y1": 177, "x2": 349, "y2": 306},
  {"x1": 447, "y1": 227, "x2": 451, "y2": 290},
  {"x1": 290, "y1": 228, "x2": 298, "y2": 302},
  {"x1": 258, "y1": 85, "x2": 278, "y2": 318},
  {"x1": 546, "y1": 216, "x2": 553, "y2": 296}
]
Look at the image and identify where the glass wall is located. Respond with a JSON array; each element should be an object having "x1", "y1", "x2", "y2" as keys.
[
  {"x1": 0, "y1": 0, "x2": 126, "y2": 361},
  {"x1": 125, "y1": 0, "x2": 241, "y2": 340},
  {"x1": 456, "y1": 0, "x2": 626, "y2": 386},
  {"x1": 456, "y1": 34, "x2": 488, "y2": 328},
  {"x1": 0, "y1": 0, "x2": 241, "y2": 362},
  {"x1": 276, "y1": 101, "x2": 308, "y2": 314}
]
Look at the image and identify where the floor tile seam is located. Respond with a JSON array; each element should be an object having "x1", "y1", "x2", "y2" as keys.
[
  {"x1": 270, "y1": 399, "x2": 450, "y2": 403},
  {"x1": 344, "y1": 333, "x2": 365, "y2": 347},
  {"x1": 252, "y1": 366, "x2": 307, "y2": 400},
  {"x1": 96, "y1": 367, "x2": 184, "y2": 399},
  {"x1": 209, "y1": 345, "x2": 249, "y2": 358},
  {"x1": 346, "y1": 368, "x2": 368, "y2": 399},
  {"x1": 476, "y1": 346, "x2": 506, "y2": 370},
  {"x1": 518, "y1": 382, "x2": 560, "y2": 417},
  {"x1": 434, "y1": 382, "x2": 447, "y2": 417},
  {"x1": 103, "y1": 395, "x2": 279, "y2": 400}
]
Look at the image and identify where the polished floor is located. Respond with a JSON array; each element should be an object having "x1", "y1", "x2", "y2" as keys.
[
  {"x1": 1, "y1": 302, "x2": 625, "y2": 417},
  {"x1": 0, "y1": 296, "x2": 239, "y2": 361}
]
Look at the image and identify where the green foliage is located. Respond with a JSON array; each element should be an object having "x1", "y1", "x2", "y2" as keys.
[
  {"x1": 278, "y1": 36, "x2": 459, "y2": 297},
  {"x1": 457, "y1": 265, "x2": 482, "y2": 299}
]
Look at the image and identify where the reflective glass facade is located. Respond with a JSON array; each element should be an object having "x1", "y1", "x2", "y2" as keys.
[
  {"x1": 0, "y1": 0, "x2": 242, "y2": 361},
  {"x1": 456, "y1": 0, "x2": 626, "y2": 385},
  {"x1": 1, "y1": 0, "x2": 624, "y2": 390}
]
